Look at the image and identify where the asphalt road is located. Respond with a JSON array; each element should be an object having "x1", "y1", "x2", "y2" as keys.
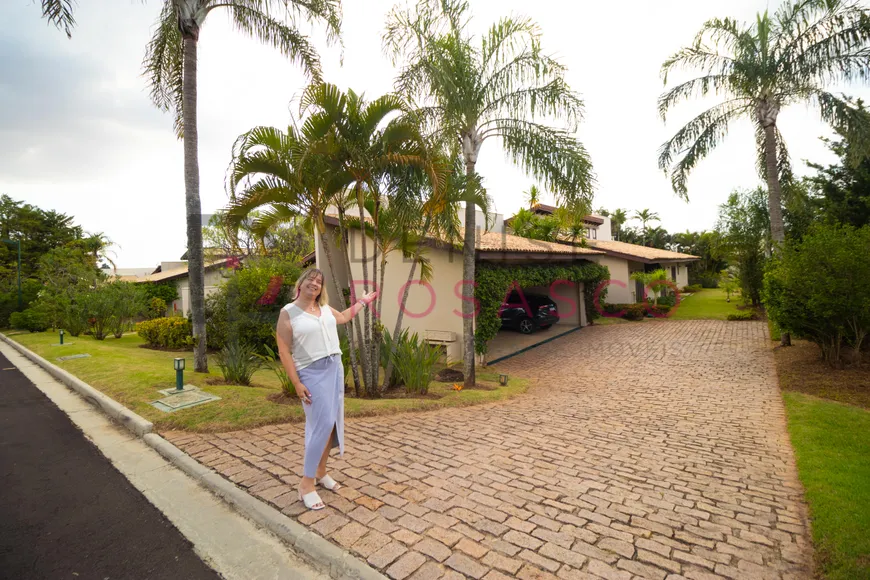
[{"x1": 0, "y1": 351, "x2": 222, "y2": 580}]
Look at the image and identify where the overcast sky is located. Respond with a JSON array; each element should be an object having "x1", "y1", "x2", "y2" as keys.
[{"x1": 2, "y1": 0, "x2": 869, "y2": 267}]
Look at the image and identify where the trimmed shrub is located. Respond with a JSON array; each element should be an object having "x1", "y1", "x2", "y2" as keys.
[
  {"x1": 682, "y1": 284, "x2": 703, "y2": 293},
  {"x1": 215, "y1": 340, "x2": 262, "y2": 386},
  {"x1": 727, "y1": 310, "x2": 758, "y2": 321},
  {"x1": 10, "y1": 308, "x2": 49, "y2": 332},
  {"x1": 602, "y1": 303, "x2": 647, "y2": 321},
  {"x1": 136, "y1": 317, "x2": 193, "y2": 349}
]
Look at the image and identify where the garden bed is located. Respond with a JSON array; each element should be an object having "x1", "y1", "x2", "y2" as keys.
[{"x1": 4, "y1": 331, "x2": 528, "y2": 432}]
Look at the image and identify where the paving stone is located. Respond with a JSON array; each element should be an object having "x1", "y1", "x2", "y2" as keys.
[
  {"x1": 368, "y1": 541, "x2": 408, "y2": 569},
  {"x1": 444, "y1": 553, "x2": 488, "y2": 579},
  {"x1": 166, "y1": 322, "x2": 813, "y2": 580},
  {"x1": 386, "y1": 551, "x2": 427, "y2": 580}
]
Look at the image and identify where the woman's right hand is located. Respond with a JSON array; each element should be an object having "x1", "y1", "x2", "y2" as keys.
[{"x1": 295, "y1": 383, "x2": 312, "y2": 405}]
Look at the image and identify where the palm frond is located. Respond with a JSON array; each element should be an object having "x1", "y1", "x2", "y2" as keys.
[
  {"x1": 483, "y1": 119, "x2": 594, "y2": 204},
  {"x1": 658, "y1": 99, "x2": 753, "y2": 197},
  {"x1": 143, "y1": 2, "x2": 184, "y2": 136},
  {"x1": 221, "y1": 3, "x2": 323, "y2": 81},
  {"x1": 658, "y1": 75, "x2": 732, "y2": 120},
  {"x1": 41, "y1": 0, "x2": 76, "y2": 38},
  {"x1": 812, "y1": 90, "x2": 870, "y2": 161}
]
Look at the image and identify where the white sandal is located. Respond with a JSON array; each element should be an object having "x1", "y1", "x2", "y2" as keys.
[
  {"x1": 299, "y1": 490, "x2": 325, "y2": 511},
  {"x1": 317, "y1": 474, "x2": 342, "y2": 491}
]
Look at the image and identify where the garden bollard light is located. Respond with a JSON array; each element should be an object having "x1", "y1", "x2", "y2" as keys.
[
  {"x1": 174, "y1": 358, "x2": 185, "y2": 391},
  {"x1": 59, "y1": 329, "x2": 64, "y2": 345},
  {"x1": 499, "y1": 374, "x2": 508, "y2": 386}
]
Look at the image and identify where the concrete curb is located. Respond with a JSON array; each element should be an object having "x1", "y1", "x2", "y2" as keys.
[
  {"x1": 0, "y1": 333, "x2": 386, "y2": 580},
  {"x1": 0, "y1": 333, "x2": 153, "y2": 436}
]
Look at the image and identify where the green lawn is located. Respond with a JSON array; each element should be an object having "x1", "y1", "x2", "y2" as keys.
[
  {"x1": 783, "y1": 392, "x2": 870, "y2": 580},
  {"x1": 669, "y1": 288, "x2": 743, "y2": 320},
  {"x1": 4, "y1": 331, "x2": 528, "y2": 433}
]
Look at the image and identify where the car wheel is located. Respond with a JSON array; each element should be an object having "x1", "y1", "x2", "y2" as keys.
[{"x1": 518, "y1": 318, "x2": 534, "y2": 334}]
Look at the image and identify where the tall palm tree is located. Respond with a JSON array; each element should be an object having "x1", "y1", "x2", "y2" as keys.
[
  {"x1": 385, "y1": 0, "x2": 594, "y2": 388},
  {"x1": 634, "y1": 209, "x2": 659, "y2": 246},
  {"x1": 524, "y1": 185, "x2": 541, "y2": 210},
  {"x1": 658, "y1": 0, "x2": 870, "y2": 343},
  {"x1": 610, "y1": 208, "x2": 628, "y2": 241},
  {"x1": 299, "y1": 83, "x2": 441, "y2": 396},
  {"x1": 141, "y1": 0, "x2": 341, "y2": 372}
]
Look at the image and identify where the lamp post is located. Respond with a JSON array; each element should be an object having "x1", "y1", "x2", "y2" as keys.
[
  {"x1": 59, "y1": 329, "x2": 65, "y2": 345},
  {"x1": 174, "y1": 358, "x2": 185, "y2": 391},
  {"x1": 498, "y1": 374, "x2": 508, "y2": 386},
  {"x1": 1, "y1": 238, "x2": 21, "y2": 309}
]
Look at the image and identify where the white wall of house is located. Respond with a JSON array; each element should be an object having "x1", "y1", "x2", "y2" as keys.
[
  {"x1": 458, "y1": 206, "x2": 504, "y2": 233},
  {"x1": 594, "y1": 216, "x2": 613, "y2": 241}
]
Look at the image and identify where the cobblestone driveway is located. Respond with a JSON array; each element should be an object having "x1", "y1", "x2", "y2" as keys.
[{"x1": 165, "y1": 320, "x2": 812, "y2": 579}]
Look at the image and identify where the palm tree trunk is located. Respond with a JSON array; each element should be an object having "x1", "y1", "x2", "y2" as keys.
[
  {"x1": 371, "y1": 196, "x2": 381, "y2": 396},
  {"x1": 337, "y1": 211, "x2": 363, "y2": 395},
  {"x1": 462, "y1": 160, "x2": 476, "y2": 388},
  {"x1": 763, "y1": 122, "x2": 791, "y2": 347},
  {"x1": 355, "y1": 187, "x2": 375, "y2": 395},
  {"x1": 182, "y1": 35, "x2": 208, "y2": 372}
]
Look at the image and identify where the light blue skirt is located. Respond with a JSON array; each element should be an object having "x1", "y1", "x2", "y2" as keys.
[{"x1": 297, "y1": 354, "x2": 345, "y2": 478}]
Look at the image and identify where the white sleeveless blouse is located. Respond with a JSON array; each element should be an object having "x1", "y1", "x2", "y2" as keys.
[{"x1": 284, "y1": 303, "x2": 342, "y2": 370}]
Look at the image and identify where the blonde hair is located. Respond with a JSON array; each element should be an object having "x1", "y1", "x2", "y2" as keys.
[{"x1": 294, "y1": 268, "x2": 329, "y2": 306}]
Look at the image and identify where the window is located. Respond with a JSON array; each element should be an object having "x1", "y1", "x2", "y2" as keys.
[{"x1": 671, "y1": 266, "x2": 677, "y2": 281}]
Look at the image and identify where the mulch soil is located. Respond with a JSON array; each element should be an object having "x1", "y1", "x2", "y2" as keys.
[{"x1": 774, "y1": 339, "x2": 870, "y2": 409}]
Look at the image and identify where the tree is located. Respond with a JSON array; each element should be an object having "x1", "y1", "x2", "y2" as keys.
[
  {"x1": 385, "y1": 0, "x2": 594, "y2": 387},
  {"x1": 610, "y1": 208, "x2": 628, "y2": 241},
  {"x1": 806, "y1": 131, "x2": 870, "y2": 229},
  {"x1": 716, "y1": 189, "x2": 770, "y2": 306},
  {"x1": 659, "y1": 0, "x2": 870, "y2": 344},
  {"x1": 524, "y1": 185, "x2": 541, "y2": 209},
  {"x1": 633, "y1": 209, "x2": 659, "y2": 246},
  {"x1": 143, "y1": 0, "x2": 342, "y2": 372},
  {"x1": 297, "y1": 83, "x2": 441, "y2": 396}
]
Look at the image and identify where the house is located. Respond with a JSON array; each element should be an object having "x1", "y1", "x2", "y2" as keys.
[
  {"x1": 312, "y1": 203, "x2": 698, "y2": 364},
  {"x1": 314, "y1": 207, "x2": 605, "y2": 365},
  {"x1": 116, "y1": 257, "x2": 238, "y2": 316},
  {"x1": 504, "y1": 204, "x2": 698, "y2": 304}
]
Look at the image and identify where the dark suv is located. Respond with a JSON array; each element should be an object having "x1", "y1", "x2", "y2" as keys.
[{"x1": 499, "y1": 292, "x2": 559, "y2": 334}]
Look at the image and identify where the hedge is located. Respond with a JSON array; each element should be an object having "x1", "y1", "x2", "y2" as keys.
[{"x1": 136, "y1": 317, "x2": 193, "y2": 349}]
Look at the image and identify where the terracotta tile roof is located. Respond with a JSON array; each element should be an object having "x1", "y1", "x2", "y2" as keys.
[
  {"x1": 585, "y1": 239, "x2": 699, "y2": 262},
  {"x1": 323, "y1": 214, "x2": 603, "y2": 256},
  {"x1": 115, "y1": 258, "x2": 237, "y2": 283}
]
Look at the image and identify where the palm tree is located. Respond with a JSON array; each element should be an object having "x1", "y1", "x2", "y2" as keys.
[
  {"x1": 141, "y1": 0, "x2": 341, "y2": 372},
  {"x1": 385, "y1": 0, "x2": 594, "y2": 388},
  {"x1": 299, "y1": 83, "x2": 441, "y2": 396},
  {"x1": 633, "y1": 209, "x2": 659, "y2": 246},
  {"x1": 659, "y1": 0, "x2": 870, "y2": 345},
  {"x1": 610, "y1": 208, "x2": 628, "y2": 241},
  {"x1": 524, "y1": 185, "x2": 541, "y2": 210}
]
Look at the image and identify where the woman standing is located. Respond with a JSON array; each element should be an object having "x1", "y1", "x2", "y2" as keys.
[{"x1": 276, "y1": 268, "x2": 377, "y2": 511}]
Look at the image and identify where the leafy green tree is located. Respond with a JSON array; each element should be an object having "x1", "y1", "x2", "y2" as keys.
[
  {"x1": 106, "y1": 281, "x2": 148, "y2": 338},
  {"x1": 143, "y1": 0, "x2": 341, "y2": 373},
  {"x1": 659, "y1": 0, "x2": 870, "y2": 247},
  {"x1": 609, "y1": 208, "x2": 628, "y2": 241},
  {"x1": 764, "y1": 223, "x2": 870, "y2": 366},
  {"x1": 806, "y1": 132, "x2": 870, "y2": 229},
  {"x1": 716, "y1": 189, "x2": 770, "y2": 306},
  {"x1": 524, "y1": 185, "x2": 541, "y2": 209},
  {"x1": 385, "y1": 0, "x2": 594, "y2": 387}
]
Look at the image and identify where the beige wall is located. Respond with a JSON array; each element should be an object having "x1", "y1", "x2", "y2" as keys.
[
  {"x1": 324, "y1": 225, "x2": 466, "y2": 364},
  {"x1": 173, "y1": 268, "x2": 225, "y2": 317},
  {"x1": 525, "y1": 284, "x2": 582, "y2": 327},
  {"x1": 591, "y1": 255, "x2": 632, "y2": 304},
  {"x1": 677, "y1": 264, "x2": 689, "y2": 289}
]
